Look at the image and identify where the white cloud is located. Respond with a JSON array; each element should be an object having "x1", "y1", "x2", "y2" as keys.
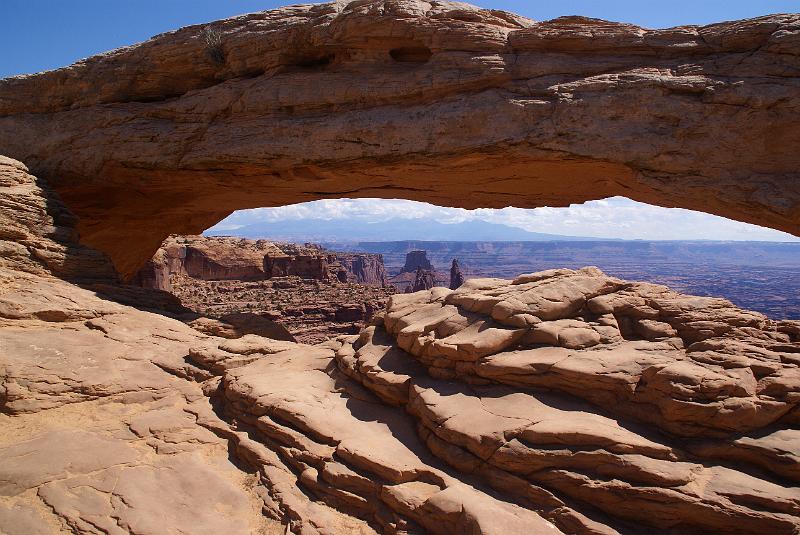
[{"x1": 209, "y1": 197, "x2": 800, "y2": 242}]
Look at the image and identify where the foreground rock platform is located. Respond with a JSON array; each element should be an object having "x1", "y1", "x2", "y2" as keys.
[
  {"x1": 1, "y1": 0, "x2": 799, "y2": 277},
  {"x1": 3, "y1": 266, "x2": 799, "y2": 534},
  {"x1": 333, "y1": 270, "x2": 800, "y2": 533},
  {"x1": 2, "y1": 155, "x2": 799, "y2": 533}
]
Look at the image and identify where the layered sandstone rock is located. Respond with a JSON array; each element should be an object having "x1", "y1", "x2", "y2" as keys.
[
  {"x1": 400, "y1": 251, "x2": 434, "y2": 274},
  {"x1": 0, "y1": 156, "x2": 558, "y2": 533},
  {"x1": 450, "y1": 258, "x2": 465, "y2": 289},
  {"x1": 0, "y1": 155, "x2": 117, "y2": 282},
  {"x1": 335, "y1": 253, "x2": 389, "y2": 286},
  {"x1": 0, "y1": 158, "x2": 284, "y2": 534},
  {"x1": 390, "y1": 250, "x2": 445, "y2": 290},
  {"x1": 1, "y1": 1, "x2": 798, "y2": 278},
  {"x1": 331, "y1": 269, "x2": 800, "y2": 534},
  {"x1": 134, "y1": 235, "x2": 387, "y2": 291},
  {"x1": 168, "y1": 275, "x2": 395, "y2": 344},
  {"x1": 133, "y1": 265, "x2": 800, "y2": 535},
  {"x1": 407, "y1": 267, "x2": 436, "y2": 293},
  {"x1": 1, "y1": 1, "x2": 800, "y2": 529},
  {"x1": 133, "y1": 235, "x2": 394, "y2": 344},
  {"x1": 3, "y1": 157, "x2": 799, "y2": 535}
]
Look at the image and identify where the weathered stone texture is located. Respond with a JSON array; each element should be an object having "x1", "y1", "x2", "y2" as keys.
[
  {"x1": 0, "y1": 1, "x2": 798, "y2": 278},
  {"x1": 2, "y1": 157, "x2": 798, "y2": 535}
]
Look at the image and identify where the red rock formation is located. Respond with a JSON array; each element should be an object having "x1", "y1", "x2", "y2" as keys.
[
  {"x1": 2, "y1": 157, "x2": 799, "y2": 535},
  {"x1": 406, "y1": 267, "x2": 436, "y2": 293},
  {"x1": 1, "y1": 1, "x2": 798, "y2": 279},
  {"x1": 0, "y1": 155, "x2": 117, "y2": 282},
  {"x1": 400, "y1": 250, "x2": 433, "y2": 274},
  {"x1": 187, "y1": 312, "x2": 295, "y2": 342},
  {"x1": 167, "y1": 275, "x2": 395, "y2": 344},
  {"x1": 331, "y1": 253, "x2": 388, "y2": 286},
  {"x1": 332, "y1": 268, "x2": 800, "y2": 534},
  {"x1": 134, "y1": 235, "x2": 387, "y2": 291},
  {"x1": 131, "y1": 235, "x2": 393, "y2": 343},
  {"x1": 264, "y1": 253, "x2": 329, "y2": 280},
  {"x1": 450, "y1": 258, "x2": 465, "y2": 289},
  {"x1": 130, "y1": 254, "x2": 171, "y2": 291},
  {"x1": 389, "y1": 250, "x2": 445, "y2": 290}
]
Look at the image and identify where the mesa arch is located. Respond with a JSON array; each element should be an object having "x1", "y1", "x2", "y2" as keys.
[{"x1": 0, "y1": 0, "x2": 799, "y2": 279}]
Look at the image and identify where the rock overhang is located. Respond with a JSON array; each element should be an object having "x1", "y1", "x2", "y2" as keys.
[{"x1": 0, "y1": 0, "x2": 798, "y2": 279}]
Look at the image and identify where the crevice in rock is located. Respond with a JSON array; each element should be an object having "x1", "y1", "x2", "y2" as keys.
[{"x1": 389, "y1": 46, "x2": 433, "y2": 63}]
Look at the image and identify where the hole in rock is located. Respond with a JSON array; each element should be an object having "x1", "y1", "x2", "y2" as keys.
[
  {"x1": 133, "y1": 197, "x2": 800, "y2": 346},
  {"x1": 292, "y1": 53, "x2": 335, "y2": 69},
  {"x1": 389, "y1": 46, "x2": 433, "y2": 63}
]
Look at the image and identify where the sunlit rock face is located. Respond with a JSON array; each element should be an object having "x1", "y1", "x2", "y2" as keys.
[
  {"x1": 1, "y1": 0, "x2": 799, "y2": 278},
  {"x1": 1, "y1": 1, "x2": 800, "y2": 532},
  {"x1": 2, "y1": 156, "x2": 799, "y2": 535},
  {"x1": 133, "y1": 235, "x2": 388, "y2": 291},
  {"x1": 450, "y1": 258, "x2": 465, "y2": 289},
  {"x1": 129, "y1": 234, "x2": 393, "y2": 343},
  {"x1": 328, "y1": 271, "x2": 800, "y2": 533}
]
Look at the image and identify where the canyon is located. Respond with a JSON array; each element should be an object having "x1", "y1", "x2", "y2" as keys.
[
  {"x1": 352, "y1": 240, "x2": 800, "y2": 320},
  {"x1": 1, "y1": 1, "x2": 800, "y2": 534},
  {"x1": 133, "y1": 235, "x2": 393, "y2": 344},
  {"x1": 387, "y1": 250, "x2": 446, "y2": 291},
  {"x1": 135, "y1": 235, "x2": 387, "y2": 291}
]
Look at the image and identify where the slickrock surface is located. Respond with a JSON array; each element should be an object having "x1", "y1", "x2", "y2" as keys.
[
  {"x1": 0, "y1": 153, "x2": 800, "y2": 535},
  {"x1": 0, "y1": 155, "x2": 559, "y2": 534},
  {"x1": 3, "y1": 156, "x2": 800, "y2": 535},
  {"x1": 5, "y1": 267, "x2": 799, "y2": 534},
  {"x1": 333, "y1": 270, "x2": 800, "y2": 534},
  {"x1": 1, "y1": 1, "x2": 799, "y2": 278},
  {"x1": 0, "y1": 158, "x2": 283, "y2": 534}
]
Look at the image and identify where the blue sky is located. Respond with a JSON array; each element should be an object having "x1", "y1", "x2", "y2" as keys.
[{"x1": 3, "y1": 1, "x2": 799, "y2": 241}]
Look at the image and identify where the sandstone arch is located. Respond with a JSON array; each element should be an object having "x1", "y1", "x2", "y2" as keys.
[{"x1": 1, "y1": 1, "x2": 799, "y2": 279}]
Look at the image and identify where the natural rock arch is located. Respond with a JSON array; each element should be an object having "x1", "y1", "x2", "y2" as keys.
[{"x1": 1, "y1": 0, "x2": 799, "y2": 279}]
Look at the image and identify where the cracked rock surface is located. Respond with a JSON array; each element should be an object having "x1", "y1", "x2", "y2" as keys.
[
  {"x1": 334, "y1": 273, "x2": 800, "y2": 533},
  {"x1": 2, "y1": 156, "x2": 799, "y2": 534}
]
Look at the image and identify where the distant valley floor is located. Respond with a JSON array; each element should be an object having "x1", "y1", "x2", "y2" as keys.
[{"x1": 330, "y1": 241, "x2": 800, "y2": 320}]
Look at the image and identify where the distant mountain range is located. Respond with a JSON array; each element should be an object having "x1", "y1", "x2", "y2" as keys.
[{"x1": 205, "y1": 218, "x2": 597, "y2": 242}]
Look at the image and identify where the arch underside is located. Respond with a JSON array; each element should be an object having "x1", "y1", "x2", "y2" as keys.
[{"x1": 0, "y1": 1, "x2": 798, "y2": 278}]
